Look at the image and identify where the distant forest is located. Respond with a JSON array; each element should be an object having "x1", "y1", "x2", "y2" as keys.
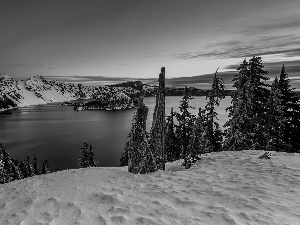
[{"x1": 109, "y1": 80, "x2": 300, "y2": 98}]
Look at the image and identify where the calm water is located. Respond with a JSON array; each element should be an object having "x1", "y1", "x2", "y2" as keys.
[{"x1": 0, "y1": 96, "x2": 231, "y2": 170}]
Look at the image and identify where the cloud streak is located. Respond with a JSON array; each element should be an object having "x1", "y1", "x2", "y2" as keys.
[
  {"x1": 176, "y1": 35, "x2": 300, "y2": 60},
  {"x1": 3, "y1": 64, "x2": 54, "y2": 70}
]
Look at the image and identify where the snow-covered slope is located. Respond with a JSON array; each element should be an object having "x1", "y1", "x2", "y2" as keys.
[
  {"x1": 0, "y1": 75, "x2": 136, "y2": 111},
  {"x1": 0, "y1": 75, "x2": 99, "y2": 108},
  {"x1": 1, "y1": 150, "x2": 299, "y2": 225}
]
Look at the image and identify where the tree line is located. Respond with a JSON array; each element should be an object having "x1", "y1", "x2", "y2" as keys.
[
  {"x1": 0, "y1": 140, "x2": 98, "y2": 184},
  {"x1": 120, "y1": 56, "x2": 300, "y2": 173},
  {"x1": 0, "y1": 143, "x2": 50, "y2": 184}
]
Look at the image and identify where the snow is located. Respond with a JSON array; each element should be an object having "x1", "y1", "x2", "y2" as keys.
[
  {"x1": 1, "y1": 150, "x2": 300, "y2": 225},
  {"x1": 0, "y1": 75, "x2": 136, "y2": 111}
]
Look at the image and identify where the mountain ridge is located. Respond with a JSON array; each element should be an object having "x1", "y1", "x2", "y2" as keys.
[{"x1": 0, "y1": 75, "x2": 144, "y2": 111}]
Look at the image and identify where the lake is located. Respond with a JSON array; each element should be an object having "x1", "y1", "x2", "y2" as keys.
[{"x1": 0, "y1": 96, "x2": 231, "y2": 171}]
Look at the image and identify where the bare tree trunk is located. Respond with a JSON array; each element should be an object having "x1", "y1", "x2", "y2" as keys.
[{"x1": 150, "y1": 67, "x2": 166, "y2": 171}]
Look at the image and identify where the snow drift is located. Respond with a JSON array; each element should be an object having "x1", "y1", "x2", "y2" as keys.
[{"x1": 0, "y1": 150, "x2": 299, "y2": 225}]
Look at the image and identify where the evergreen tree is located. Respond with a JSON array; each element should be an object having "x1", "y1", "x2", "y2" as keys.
[
  {"x1": 25, "y1": 155, "x2": 35, "y2": 177},
  {"x1": 123, "y1": 97, "x2": 157, "y2": 173},
  {"x1": 265, "y1": 77, "x2": 287, "y2": 151},
  {"x1": 165, "y1": 108, "x2": 180, "y2": 162},
  {"x1": 18, "y1": 160, "x2": 27, "y2": 179},
  {"x1": 174, "y1": 86, "x2": 196, "y2": 168},
  {"x1": 224, "y1": 57, "x2": 269, "y2": 150},
  {"x1": 78, "y1": 141, "x2": 96, "y2": 168},
  {"x1": 11, "y1": 158, "x2": 22, "y2": 181},
  {"x1": 204, "y1": 69, "x2": 225, "y2": 152},
  {"x1": 41, "y1": 160, "x2": 50, "y2": 174},
  {"x1": 32, "y1": 154, "x2": 40, "y2": 175},
  {"x1": 134, "y1": 130, "x2": 157, "y2": 174},
  {"x1": 119, "y1": 142, "x2": 130, "y2": 167},
  {"x1": 188, "y1": 107, "x2": 206, "y2": 160},
  {"x1": 278, "y1": 65, "x2": 300, "y2": 152},
  {"x1": 0, "y1": 143, "x2": 10, "y2": 183},
  {"x1": 87, "y1": 144, "x2": 97, "y2": 167},
  {"x1": 0, "y1": 143, "x2": 21, "y2": 183}
]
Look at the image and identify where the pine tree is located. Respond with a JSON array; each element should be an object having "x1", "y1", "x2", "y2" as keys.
[
  {"x1": 277, "y1": 65, "x2": 300, "y2": 152},
  {"x1": 165, "y1": 108, "x2": 180, "y2": 162},
  {"x1": 87, "y1": 144, "x2": 97, "y2": 167},
  {"x1": 124, "y1": 97, "x2": 157, "y2": 173},
  {"x1": 18, "y1": 161, "x2": 26, "y2": 179},
  {"x1": 135, "y1": 130, "x2": 157, "y2": 174},
  {"x1": 224, "y1": 57, "x2": 269, "y2": 150},
  {"x1": 25, "y1": 155, "x2": 35, "y2": 177},
  {"x1": 265, "y1": 77, "x2": 287, "y2": 151},
  {"x1": 78, "y1": 141, "x2": 97, "y2": 168},
  {"x1": 32, "y1": 154, "x2": 40, "y2": 175},
  {"x1": 0, "y1": 143, "x2": 21, "y2": 183},
  {"x1": 41, "y1": 160, "x2": 50, "y2": 174},
  {"x1": 188, "y1": 107, "x2": 206, "y2": 160},
  {"x1": 204, "y1": 69, "x2": 225, "y2": 152},
  {"x1": 174, "y1": 86, "x2": 196, "y2": 168},
  {"x1": 119, "y1": 142, "x2": 130, "y2": 167}
]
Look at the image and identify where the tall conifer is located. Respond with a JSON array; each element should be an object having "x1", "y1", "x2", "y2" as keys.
[
  {"x1": 224, "y1": 57, "x2": 269, "y2": 150},
  {"x1": 125, "y1": 97, "x2": 157, "y2": 173},
  {"x1": 175, "y1": 86, "x2": 195, "y2": 168},
  {"x1": 204, "y1": 69, "x2": 225, "y2": 152},
  {"x1": 265, "y1": 77, "x2": 286, "y2": 150},
  {"x1": 278, "y1": 65, "x2": 300, "y2": 152}
]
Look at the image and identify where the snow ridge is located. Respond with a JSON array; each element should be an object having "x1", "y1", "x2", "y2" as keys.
[{"x1": 0, "y1": 75, "x2": 135, "y2": 111}]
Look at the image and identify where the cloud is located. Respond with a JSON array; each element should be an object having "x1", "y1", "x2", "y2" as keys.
[
  {"x1": 168, "y1": 58, "x2": 300, "y2": 89},
  {"x1": 175, "y1": 17, "x2": 300, "y2": 61},
  {"x1": 225, "y1": 59, "x2": 300, "y2": 74},
  {"x1": 164, "y1": 71, "x2": 236, "y2": 89},
  {"x1": 243, "y1": 20, "x2": 300, "y2": 35},
  {"x1": 2, "y1": 64, "x2": 54, "y2": 69},
  {"x1": 176, "y1": 36, "x2": 300, "y2": 60}
]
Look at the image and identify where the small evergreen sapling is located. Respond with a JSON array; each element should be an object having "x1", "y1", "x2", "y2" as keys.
[
  {"x1": 32, "y1": 154, "x2": 40, "y2": 175},
  {"x1": 188, "y1": 107, "x2": 206, "y2": 160},
  {"x1": 41, "y1": 160, "x2": 50, "y2": 174},
  {"x1": 165, "y1": 108, "x2": 180, "y2": 162},
  {"x1": 78, "y1": 141, "x2": 97, "y2": 168}
]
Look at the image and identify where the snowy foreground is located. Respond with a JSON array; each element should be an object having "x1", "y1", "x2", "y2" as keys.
[{"x1": 1, "y1": 151, "x2": 300, "y2": 225}]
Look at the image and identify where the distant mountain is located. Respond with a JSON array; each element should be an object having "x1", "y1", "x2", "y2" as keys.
[
  {"x1": 0, "y1": 75, "x2": 239, "y2": 111},
  {"x1": 0, "y1": 75, "x2": 139, "y2": 111}
]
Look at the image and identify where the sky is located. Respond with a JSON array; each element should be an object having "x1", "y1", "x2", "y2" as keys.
[{"x1": 0, "y1": 0, "x2": 299, "y2": 89}]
